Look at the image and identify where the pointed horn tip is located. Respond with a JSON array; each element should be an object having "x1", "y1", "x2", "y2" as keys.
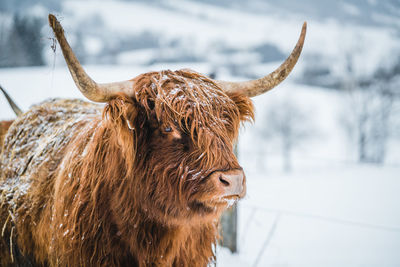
[
  {"x1": 300, "y1": 22, "x2": 307, "y2": 43},
  {"x1": 48, "y1": 14, "x2": 56, "y2": 27},
  {"x1": 300, "y1": 22, "x2": 307, "y2": 40},
  {"x1": 216, "y1": 21, "x2": 307, "y2": 97},
  {"x1": 48, "y1": 14, "x2": 63, "y2": 34},
  {"x1": 298, "y1": 22, "x2": 307, "y2": 50}
]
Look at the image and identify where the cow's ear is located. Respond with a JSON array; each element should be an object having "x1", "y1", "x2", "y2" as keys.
[
  {"x1": 103, "y1": 95, "x2": 138, "y2": 161},
  {"x1": 104, "y1": 95, "x2": 138, "y2": 130},
  {"x1": 228, "y1": 92, "x2": 255, "y2": 122}
]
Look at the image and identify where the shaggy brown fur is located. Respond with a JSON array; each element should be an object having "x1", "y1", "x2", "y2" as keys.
[
  {"x1": 0, "y1": 120, "x2": 13, "y2": 152},
  {"x1": 0, "y1": 69, "x2": 253, "y2": 266}
]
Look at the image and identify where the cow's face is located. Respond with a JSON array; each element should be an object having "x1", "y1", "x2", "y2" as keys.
[{"x1": 105, "y1": 69, "x2": 253, "y2": 224}]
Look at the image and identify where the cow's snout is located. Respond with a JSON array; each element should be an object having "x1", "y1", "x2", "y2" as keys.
[{"x1": 211, "y1": 169, "x2": 246, "y2": 198}]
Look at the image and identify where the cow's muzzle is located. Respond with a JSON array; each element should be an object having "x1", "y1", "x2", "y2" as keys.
[{"x1": 210, "y1": 169, "x2": 246, "y2": 199}]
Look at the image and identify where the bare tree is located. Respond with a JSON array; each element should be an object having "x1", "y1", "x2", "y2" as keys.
[
  {"x1": 345, "y1": 86, "x2": 393, "y2": 163},
  {"x1": 261, "y1": 98, "x2": 314, "y2": 172},
  {"x1": 341, "y1": 55, "x2": 400, "y2": 164}
]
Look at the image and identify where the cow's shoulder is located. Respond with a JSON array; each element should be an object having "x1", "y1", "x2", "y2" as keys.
[{"x1": 0, "y1": 98, "x2": 102, "y2": 189}]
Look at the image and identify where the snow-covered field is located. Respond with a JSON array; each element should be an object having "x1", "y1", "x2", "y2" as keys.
[
  {"x1": 1, "y1": 66, "x2": 399, "y2": 267},
  {"x1": 221, "y1": 165, "x2": 400, "y2": 267}
]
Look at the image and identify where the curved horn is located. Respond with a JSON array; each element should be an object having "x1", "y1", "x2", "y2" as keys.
[
  {"x1": 48, "y1": 14, "x2": 133, "y2": 102},
  {"x1": 217, "y1": 22, "x2": 307, "y2": 97},
  {"x1": 0, "y1": 85, "x2": 23, "y2": 116}
]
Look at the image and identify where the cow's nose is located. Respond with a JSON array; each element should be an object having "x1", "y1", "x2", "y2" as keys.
[{"x1": 211, "y1": 169, "x2": 246, "y2": 198}]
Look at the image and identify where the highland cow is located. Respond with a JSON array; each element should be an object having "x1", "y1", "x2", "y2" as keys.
[{"x1": 0, "y1": 14, "x2": 306, "y2": 266}]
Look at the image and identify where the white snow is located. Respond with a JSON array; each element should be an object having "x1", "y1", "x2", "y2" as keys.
[{"x1": 217, "y1": 164, "x2": 400, "y2": 267}]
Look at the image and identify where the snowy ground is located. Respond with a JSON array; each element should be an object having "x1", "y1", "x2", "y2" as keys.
[
  {"x1": 218, "y1": 165, "x2": 400, "y2": 267},
  {"x1": 1, "y1": 66, "x2": 399, "y2": 266}
]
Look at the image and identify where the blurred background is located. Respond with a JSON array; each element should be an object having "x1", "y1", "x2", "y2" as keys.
[{"x1": 1, "y1": 0, "x2": 400, "y2": 266}]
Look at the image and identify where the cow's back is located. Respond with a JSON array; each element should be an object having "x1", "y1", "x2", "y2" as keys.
[{"x1": 0, "y1": 99, "x2": 101, "y2": 266}]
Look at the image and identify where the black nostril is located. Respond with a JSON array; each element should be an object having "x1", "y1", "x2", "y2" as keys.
[{"x1": 219, "y1": 176, "x2": 230, "y2": 187}]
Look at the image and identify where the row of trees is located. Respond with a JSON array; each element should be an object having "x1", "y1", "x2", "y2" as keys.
[
  {"x1": 0, "y1": 14, "x2": 45, "y2": 67},
  {"x1": 0, "y1": 0, "x2": 60, "y2": 13}
]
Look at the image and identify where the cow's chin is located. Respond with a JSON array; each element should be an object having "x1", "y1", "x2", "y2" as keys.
[{"x1": 187, "y1": 196, "x2": 239, "y2": 221}]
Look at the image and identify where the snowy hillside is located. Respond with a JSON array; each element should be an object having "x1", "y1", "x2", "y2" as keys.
[
  {"x1": 1, "y1": 0, "x2": 400, "y2": 84},
  {"x1": 58, "y1": 0, "x2": 400, "y2": 79}
]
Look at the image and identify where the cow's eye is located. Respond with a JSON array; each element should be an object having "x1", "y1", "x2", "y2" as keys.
[{"x1": 164, "y1": 127, "x2": 172, "y2": 132}]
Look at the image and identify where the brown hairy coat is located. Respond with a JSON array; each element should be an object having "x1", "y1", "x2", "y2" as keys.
[
  {"x1": 0, "y1": 120, "x2": 13, "y2": 152},
  {"x1": 0, "y1": 69, "x2": 253, "y2": 266}
]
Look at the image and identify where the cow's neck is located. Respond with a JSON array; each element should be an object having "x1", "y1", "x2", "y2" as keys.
[{"x1": 124, "y1": 213, "x2": 217, "y2": 266}]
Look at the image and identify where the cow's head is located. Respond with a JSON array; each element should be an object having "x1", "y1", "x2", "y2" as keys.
[{"x1": 49, "y1": 15, "x2": 306, "y2": 225}]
